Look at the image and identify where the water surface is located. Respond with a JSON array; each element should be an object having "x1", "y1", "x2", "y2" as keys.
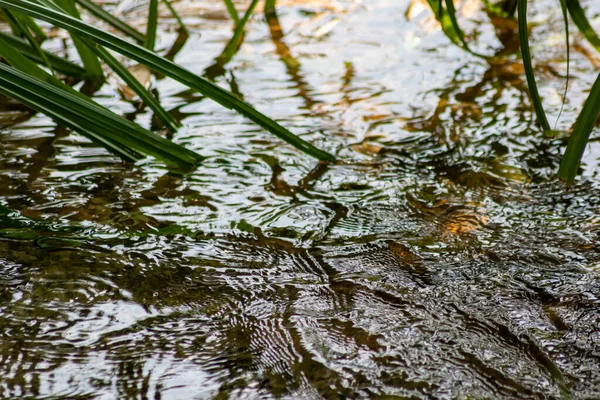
[{"x1": 1, "y1": 0, "x2": 600, "y2": 398}]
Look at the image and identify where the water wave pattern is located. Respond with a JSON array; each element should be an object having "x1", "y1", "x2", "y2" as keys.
[{"x1": 1, "y1": 0, "x2": 600, "y2": 398}]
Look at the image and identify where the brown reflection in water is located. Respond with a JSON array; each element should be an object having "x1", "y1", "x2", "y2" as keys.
[{"x1": 265, "y1": 1, "x2": 318, "y2": 110}]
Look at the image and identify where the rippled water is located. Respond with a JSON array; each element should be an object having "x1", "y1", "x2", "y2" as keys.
[{"x1": 1, "y1": 0, "x2": 600, "y2": 398}]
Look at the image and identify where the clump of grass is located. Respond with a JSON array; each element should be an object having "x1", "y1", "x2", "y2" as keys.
[
  {"x1": 0, "y1": 0, "x2": 335, "y2": 170},
  {"x1": 426, "y1": 0, "x2": 600, "y2": 184}
]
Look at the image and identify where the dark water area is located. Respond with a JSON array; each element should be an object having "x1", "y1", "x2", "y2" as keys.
[{"x1": 1, "y1": 0, "x2": 600, "y2": 398}]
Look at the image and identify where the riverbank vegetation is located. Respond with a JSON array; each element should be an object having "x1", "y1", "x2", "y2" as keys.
[{"x1": 0, "y1": 0, "x2": 598, "y2": 183}]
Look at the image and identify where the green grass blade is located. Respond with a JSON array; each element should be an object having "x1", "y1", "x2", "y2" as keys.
[
  {"x1": 2, "y1": 9, "x2": 55, "y2": 75},
  {"x1": 53, "y1": 0, "x2": 104, "y2": 87},
  {"x1": 517, "y1": 0, "x2": 550, "y2": 131},
  {"x1": 223, "y1": 0, "x2": 259, "y2": 60},
  {"x1": 75, "y1": 0, "x2": 145, "y2": 43},
  {"x1": 424, "y1": 0, "x2": 484, "y2": 57},
  {"x1": 0, "y1": 62, "x2": 203, "y2": 167},
  {"x1": 89, "y1": 42, "x2": 180, "y2": 132},
  {"x1": 223, "y1": 0, "x2": 240, "y2": 24},
  {"x1": 557, "y1": 70, "x2": 600, "y2": 184},
  {"x1": 566, "y1": 0, "x2": 600, "y2": 53},
  {"x1": 0, "y1": 31, "x2": 88, "y2": 78},
  {"x1": 265, "y1": 0, "x2": 276, "y2": 13},
  {"x1": 0, "y1": 33, "x2": 57, "y2": 82},
  {"x1": 443, "y1": 0, "x2": 472, "y2": 52},
  {"x1": 556, "y1": 0, "x2": 569, "y2": 128},
  {"x1": 144, "y1": 0, "x2": 158, "y2": 50},
  {"x1": 19, "y1": 14, "x2": 48, "y2": 39},
  {"x1": 0, "y1": 0, "x2": 335, "y2": 161},
  {"x1": 162, "y1": 0, "x2": 188, "y2": 35}
]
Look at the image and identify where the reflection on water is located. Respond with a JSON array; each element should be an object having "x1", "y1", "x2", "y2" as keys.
[{"x1": 1, "y1": 0, "x2": 600, "y2": 398}]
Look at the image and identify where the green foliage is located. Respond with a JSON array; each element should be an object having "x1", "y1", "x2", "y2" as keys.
[
  {"x1": 517, "y1": 0, "x2": 550, "y2": 132},
  {"x1": 0, "y1": 62, "x2": 203, "y2": 168},
  {"x1": 558, "y1": 70, "x2": 600, "y2": 184},
  {"x1": 424, "y1": 0, "x2": 600, "y2": 184},
  {"x1": 0, "y1": 0, "x2": 334, "y2": 169}
]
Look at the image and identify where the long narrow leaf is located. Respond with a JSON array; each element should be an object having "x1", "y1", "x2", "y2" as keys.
[
  {"x1": 557, "y1": 71, "x2": 600, "y2": 184},
  {"x1": 223, "y1": 0, "x2": 259, "y2": 60},
  {"x1": 22, "y1": 0, "x2": 178, "y2": 131},
  {"x1": 19, "y1": 14, "x2": 48, "y2": 39},
  {"x1": 75, "y1": 0, "x2": 145, "y2": 43},
  {"x1": 425, "y1": 0, "x2": 483, "y2": 57},
  {"x1": 443, "y1": 0, "x2": 473, "y2": 53},
  {"x1": 162, "y1": 0, "x2": 188, "y2": 34},
  {"x1": 517, "y1": 0, "x2": 550, "y2": 131},
  {"x1": 3, "y1": 9, "x2": 55, "y2": 75},
  {"x1": 0, "y1": 62, "x2": 203, "y2": 168},
  {"x1": 89, "y1": 42, "x2": 180, "y2": 132},
  {"x1": 0, "y1": 34, "x2": 58, "y2": 83},
  {"x1": 0, "y1": 31, "x2": 88, "y2": 78},
  {"x1": 556, "y1": 0, "x2": 569, "y2": 128},
  {"x1": 0, "y1": 0, "x2": 335, "y2": 161},
  {"x1": 223, "y1": 0, "x2": 240, "y2": 24},
  {"x1": 144, "y1": 0, "x2": 158, "y2": 50},
  {"x1": 566, "y1": 0, "x2": 600, "y2": 53},
  {"x1": 53, "y1": 0, "x2": 104, "y2": 87}
]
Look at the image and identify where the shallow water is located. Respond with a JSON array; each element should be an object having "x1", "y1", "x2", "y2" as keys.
[{"x1": 1, "y1": 0, "x2": 600, "y2": 398}]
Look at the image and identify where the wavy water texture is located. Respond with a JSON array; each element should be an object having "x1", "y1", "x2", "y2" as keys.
[{"x1": 1, "y1": 0, "x2": 600, "y2": 398}]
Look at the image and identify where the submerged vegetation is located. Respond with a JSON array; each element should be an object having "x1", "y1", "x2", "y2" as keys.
[{"x1": 0, "y1": 0, "x2": 598, "y2": 179}]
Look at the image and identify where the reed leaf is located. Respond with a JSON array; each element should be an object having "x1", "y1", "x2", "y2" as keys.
[
  {"x1": 0, "y1": 0, "x2": 335, "y2": 161},
  {"x1": 0, "y1": 31, "x2": 88, "y2": 78},
  {"x1": 0, "y1": 62, "x2": 203, "y2": 168},
  {"x1": 517, "y1": 0, "x2": 550, "y2": 131},
  {"x1": 223, "y1": 0, "x2": 240, "y2": 24},
  {"x1": 223, "y1": 0, "x2": 259, "y2": 60},
  {"x1": 2, "y1": 9, "x2": 55, "y2": 75},
  {"x1": 75, "y1": 0, "x2": 144, "y2": 43},
  {"x1": 145, "y1": 0, "x2": 158, "y2": 50},
  {"x1": 425, "y1": 0, "x2": 482, "y2": 56},
  {"x1": 162, "y1": 0, "x2": 188, "y2": 34},
  {"x1": 565, "y1": 0, "x2": 600, "y2": 53},
  {"x1": 556, "y1": 0, "x2": 569, "y2": 128},
  {"x1": 53, "y1": 0, "x2": 104, "y2": 87},
  {"x1": 88, "y1": 43, "x2": 180, "y2": 132},
  {"x1": 557, "y1": 71, "x2": 600, "y2": 184}
]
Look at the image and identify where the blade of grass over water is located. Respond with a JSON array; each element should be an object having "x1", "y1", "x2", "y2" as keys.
[
  {"x1": 53, "y1": 0, "x2": 104, "y2": 88},
  {"x1": 145, "y1": 0, "x2": 158, "y2": 50},
  {"x1": 517, "y1": 0, "x2": 550, "y2": 132},
  {"x1": 0, "y1": 0, "x2": 335, "y2": 161},
  {"x1": 223, "y1": 0, "x2": 259, "y2": 60},
  {"x1": 19, "y1": 14, "x2": 48, "y2": 39},
  {"x1": 162, "y1": 0, "x2": 188, "y2": 35},
  {"x1": 0, "y1": 31, "x2": 88, "y2": 78},
  {"x1": 0, "y1": 32, "x2": 76, "y2": 91},
  {"x1": 557, "y1": 70, "x2": 600, "y2": 184},
  {"x1": 75, "y1": 0, "x2": 144, "y2": 43},
  {"x1": 223, "y1": 0, "x2": 240, "y2": 24},
  {"x1": 425, "y1": 0, "x2": 483, "y2": 57},
  {"x1": 88, "y1": 43, "x2": 180, "y2": 132},
  {"x1": 2, "y1": 9, "x2": 55, "y2": 76},
  {"x1": 565, "y1": 0, "x2": 600, "y2": 53},
  {"x1": 0, "y1": 62, "x2": 203, "y2": 168},
  {"x1": 204, "y1": 0, "x2": 260, "y2": 79},
  {"x1": 556, "y1": 0, "x2": 569, "y2": 129},
  {"x1": 443, "y1": 0, "x2": 472, "y2": 53}
]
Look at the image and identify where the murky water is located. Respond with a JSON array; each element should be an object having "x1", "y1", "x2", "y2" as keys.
[{"x1": 1, "y1": 0, "x2": 600, "y2": 398}]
